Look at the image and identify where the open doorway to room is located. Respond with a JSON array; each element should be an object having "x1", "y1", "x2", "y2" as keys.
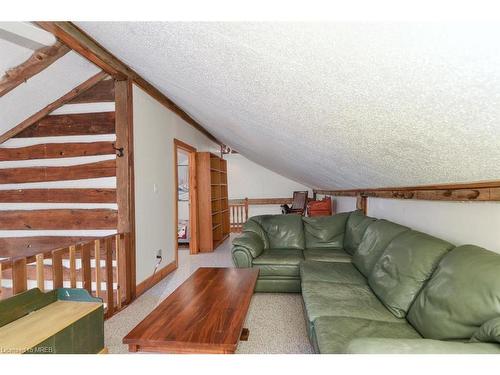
[{"x1": 174, "y1": 139, "x2": 198, "y2": 263}]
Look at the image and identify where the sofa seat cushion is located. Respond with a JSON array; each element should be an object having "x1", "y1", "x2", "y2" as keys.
[
  {"x1": 301, "y1": 281, "x2": 403, "y2": 326},
  {"x1": 303, "y1": 248, "x2": 352, "y2": 263},
  {"x1": 300, "y1": 261, "x2": 366, "y2": 285},
  {"x1": 408, "y1": 245, "x2": 500, "y2": 340},
  {"x1": 303, "y1": 213, "x2": 349, "y2": 249},
  {"x1": 313, "y1": 316, "x2": 421, "y2": 353},
  {"x1": 252, "y1": 249, "x2": 304, "y2": 277},
  {"x1": 368, "y1": 230, "x2": 454, "y2": 318}
]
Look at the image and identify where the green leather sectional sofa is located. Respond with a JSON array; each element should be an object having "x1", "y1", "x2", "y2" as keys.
[{"x1": 231, "y1": 210, "x2": 500, "y2": 354}]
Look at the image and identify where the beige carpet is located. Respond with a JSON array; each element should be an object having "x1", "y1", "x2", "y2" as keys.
[{"x1": 105, "y1": 292, "x2": 313, "y2": 354}]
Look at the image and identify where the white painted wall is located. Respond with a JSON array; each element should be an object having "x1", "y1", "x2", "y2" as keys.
[
  {"x1": 367, "y1": 198, "x2": 500, "y2": 254},
  {"x1": 332, "y1": 196, "x2": 357, "y2": 214},
  {"x1": 132, "y1": 84, "x2": 219, "y2": 283},
  {"x1": 225, "y1": 153, "x2": 311, "y2": 217}
]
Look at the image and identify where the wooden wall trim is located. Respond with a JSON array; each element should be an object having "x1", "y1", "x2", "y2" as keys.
[
  {"x1": 0, "y1": 209, "x2": 117, "y2": 230},
  {"x1": 229, "y1": 198, "x2": 293, "y2": 205},
  {"x1": 0, "y1": 188, "x2": 116, "y2": 203},
  {"x1": 0, "y1": 159, "x2": 116, "y2": 184},
  {"x1": 136, "y1": 261, "x2": 177, "y2": 297},
  {"x1": 35, "y1": 22, "x2": 220, "y2": 144},
  {"x1": 69, "y1": 78, "x2": 114, "y2": 104},
  {"x1": 314, "y1": 180, "x2": 500, "y2": 202},
  {"x1": 0, "y1": 141, "x2": 115, "y2": 161},
  {"x1": 14, "y1": 112, "x2": 115, "y2": 138}
]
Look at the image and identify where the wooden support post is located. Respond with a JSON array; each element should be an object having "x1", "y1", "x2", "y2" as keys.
[
  {"x1": 69, "y1": 245, "x2": 77, "y2": 288},
  {"x1": 115, "y1": 234, "x2": 122, "y2": 310},
  {"x1": 12, "y1": 258, "x2": 27, "y2": 294},
  {"x1": 35, "y1": 254, "x2": 44, "y2": 292},
  {"x1": 356, "y1": 195, "x2": 368, "y2": 215},
  {"x1": 115, "y1": 78, "x2": 136, "y2": 300},
  {"x1": 95, "y1": 240, "x2": 102, "y2": 298},
  {"x1": 105, "y1": 237, "x2": 114, "y2": 317},
  {"x1": 81, "y1": 243, "x2": 92, "y2": 293},
  {"x1": 51, "y1": 249, "x2": 64, "y2": 289}
]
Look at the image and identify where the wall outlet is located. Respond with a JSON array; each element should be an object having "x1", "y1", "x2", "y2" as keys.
[{"x1": 156, "y1": 249, "x2": 162, "y2": 259}]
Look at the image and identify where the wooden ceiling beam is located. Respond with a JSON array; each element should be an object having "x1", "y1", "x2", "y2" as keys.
[
  {"x1": 314, "y1": 180, "x2": 500, "y2": 202},
  {"x1": 0, "y1": 71, "x2": 108, "y2": 144},
  {"x1": 35, "y1": 21, "x2": 220, "y2": 144},
  {"x1": 0, "y1": 41, "x2": 70, "y2": 97}
]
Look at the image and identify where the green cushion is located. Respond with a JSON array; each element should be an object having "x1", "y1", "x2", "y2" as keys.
[
  {"x1": 314, "y1": 316, "x2": 420, "y2": 354},
  {"x1": 345, "y1": 338, "x2": 500, "y2": 354},
  {"x1": 471, "y1": 317, "x2": 500, "y2": 344},
  {"x1": 302, "y1": 213, "x2": 349, "y2": 249},
  {"x1": 300, "y1": 261, "x2": 366, "y2": 285},
  {"x1": 352, "y1": 219, "x2": 410, "y2": 277},
  {"x1": 232, "y1": 231, "x2": 265, "y2": 258},
  {"x1": 343, "y1": 210, "x2": 377, "y2": 255},
  {"x1": 368, "y1": 230, "x2": 453, "y2": 318},
  {"x1": 252, "y1": 215, "x2": 305, "y2": 250},
  {"x1": 242, "y1": 218, "x2": 270, "y2": 248},
  {"x1": 408, "y1": 245, "x2": 500, "y2": 340},
  {"x1": 252, "y1": 249, "x2": 304, "y2": 277},
  {"x1": 301, "y1": 281, "x2": 403, "y2": 327},
  {"x1": 303, "y1": 248, "x2": 351, "y2": 263}
]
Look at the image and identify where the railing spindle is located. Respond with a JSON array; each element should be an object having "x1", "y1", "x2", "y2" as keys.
[
  {"x1": 81, "y1": 243, "x2": 92, "y2": 293},
  {"x1": 52, "y1": 249, "x2": 64, "y2": 289},
  {"x1": 95, "y1": 240, "x2": 101, "y2": 298},
  {"x1": 115, "y1": 234, "x2": 122, "y2": 310},
  {"x1": 36, "y1": 254, "x2": 44, "y2": 292},
  {"x1": 12, "y1": 258, "x2": 27, "y2": 294},
  {"x1": 105, "y1": 237, "x2": 114, "y2": 317},
  {"x1": 69, "y1": 245, "x2": 77, "y2": 288}
]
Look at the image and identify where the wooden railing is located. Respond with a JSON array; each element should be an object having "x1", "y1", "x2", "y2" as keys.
[
  {"x1": 0, "y1": 233, "x2": 129, "y2": 318},
  {"x1": 229, "y1": 198, "x2": 249, "y2": 233}
]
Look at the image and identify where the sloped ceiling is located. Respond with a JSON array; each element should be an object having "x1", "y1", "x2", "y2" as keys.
[
  {"x1": 77, "y1": 22, "x2": 500, "y2": 189},
  {"x1": 0, "y1": 22, "x2": 100, "y2": 137}
]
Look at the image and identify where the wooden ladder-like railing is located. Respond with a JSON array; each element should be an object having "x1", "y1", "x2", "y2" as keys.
[
  {"x1": 229, "y1": 198, "x2": 249, "y2": 233},
  {"x1": 0, "y1": 233, "x2": 130, "y2": 318}
]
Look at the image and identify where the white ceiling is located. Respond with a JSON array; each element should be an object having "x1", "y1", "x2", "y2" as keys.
[{"x1": 76, "y1": 22, "x2": 500, "y2": 189}]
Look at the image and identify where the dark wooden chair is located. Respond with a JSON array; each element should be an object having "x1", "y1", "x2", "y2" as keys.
[{"x1": 281, "y1": 191, "x2": 309, "y2": 216}]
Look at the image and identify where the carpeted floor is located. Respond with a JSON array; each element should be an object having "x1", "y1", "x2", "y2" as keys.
[{"x1": 105, "y1": 237, "x2": 313, "y2": 354}]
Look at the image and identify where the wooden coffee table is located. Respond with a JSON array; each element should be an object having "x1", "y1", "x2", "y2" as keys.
[{"x1": 123, "y1": 267, "x2": 259, "y2": 354}]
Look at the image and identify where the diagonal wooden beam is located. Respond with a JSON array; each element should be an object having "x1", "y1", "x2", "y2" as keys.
[
  {"x1": 0, "y1": 41, "x2": 70, "y2": 97},
  {"x1": 0, "y1": 70, "x2": 108, "y2": 144},
  {"x1": 35, "y1": 21, "x2": 220, "y2": 144}
]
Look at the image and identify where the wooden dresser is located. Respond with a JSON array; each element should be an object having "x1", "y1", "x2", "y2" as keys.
[{"x1": 196, "y1": 152, "x2": 230, "y2": 252}]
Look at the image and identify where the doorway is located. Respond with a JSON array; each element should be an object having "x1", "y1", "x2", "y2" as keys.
[{"x1": 174, "y1": 139, "x2": 198, "y2": 265}]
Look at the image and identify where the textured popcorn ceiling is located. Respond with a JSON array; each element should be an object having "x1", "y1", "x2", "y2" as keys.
[{"x1": 78, "y1": 22, "x2": 500, "y2": 189}]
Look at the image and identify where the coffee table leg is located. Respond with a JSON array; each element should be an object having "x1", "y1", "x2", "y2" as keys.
[{"x1": 240, "y1": 328, "x2": 250, "y2": 341}]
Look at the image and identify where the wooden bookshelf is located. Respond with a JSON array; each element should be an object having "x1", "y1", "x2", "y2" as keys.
[{"x1": 196, "y1": 152, "x2": 230, "y2": 252}]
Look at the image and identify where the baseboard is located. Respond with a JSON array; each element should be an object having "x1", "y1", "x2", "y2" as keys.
[{"x1": 136, "y1": 260, "x2": 177, "y2": 297}]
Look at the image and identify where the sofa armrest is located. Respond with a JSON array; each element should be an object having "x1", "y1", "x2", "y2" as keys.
[
  {"x1": 232, "y1": 231, "x2": 265, "y2": 258},
  {"x1": 232, "y1": 247, "x2": 253, "y2": 268},
  {"x1": 345, "y1": 338, "x2": 500, "y2": 354}
]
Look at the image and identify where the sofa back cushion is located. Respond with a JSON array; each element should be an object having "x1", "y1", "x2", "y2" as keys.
[
  {"x1": 251, "y1": 214, "x2": 305, "y2": 250},
  {"x1": 303, "y1": 213, "x2": 350, "y2": 249},
  {"x1": 368, "y1": 230, "x2": 454, "y2": 318},
  {"x1": 344, "y1": 210, "x2": 377, "y2": 255},
  {"x1": 243, "y1": 218, "x2": 270, "y2": 248},
  {"x1": 407, "y1": 245, "x2": 500, "y2": 340},
  {"x1": 353, "y1": 220, "x2": 410, "y2": 277}
]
